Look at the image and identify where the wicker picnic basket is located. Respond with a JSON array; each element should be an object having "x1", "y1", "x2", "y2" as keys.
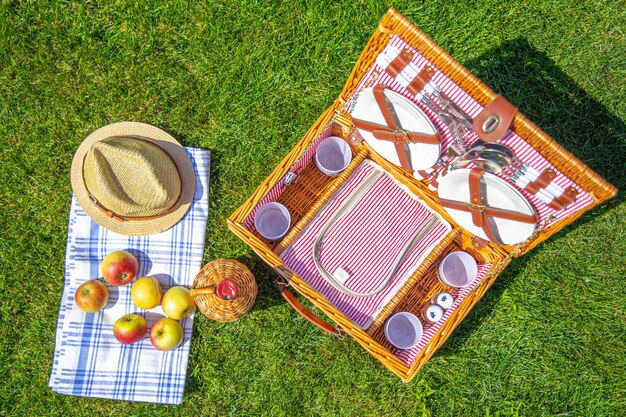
[{"x1": 227, "y1": 8, "x2": 617, "y2": 382}]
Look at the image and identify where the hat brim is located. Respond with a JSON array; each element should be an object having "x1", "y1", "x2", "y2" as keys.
[{"x1": 70, "y1": 122, "x2": 196, "y2": 236}]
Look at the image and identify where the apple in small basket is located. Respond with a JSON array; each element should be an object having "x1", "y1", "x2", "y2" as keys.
[
  {"x1": 161, "y1": 286, "x2": 196, "y2": 320},
  {"x1": 74, "y1": 279, "x2": 109, "y2": 312},
  {"x1": 150, "y1": 318, "x2": 184, "y2": 351},
  {"x1": 113, "y1": 314, "x2": 147, "y2": 344},
  {"x1": 101, "y1": 250, "x2": 139, "y2": 286}
]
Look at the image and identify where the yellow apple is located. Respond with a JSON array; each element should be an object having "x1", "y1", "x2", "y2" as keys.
[
  {"x1": 131, "y1": 276, "x2": 162, "y2": 309},
  {"x1": 161, "y1": 286, "x2": 195, "y2": 320},
  {"x1": 150, "y1": 318, "x2": 184, "y2": 351}
]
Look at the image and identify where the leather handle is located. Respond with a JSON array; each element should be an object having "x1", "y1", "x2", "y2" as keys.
[{"x1": 280, "y1": 286, "x2": 338, "y2": 336}]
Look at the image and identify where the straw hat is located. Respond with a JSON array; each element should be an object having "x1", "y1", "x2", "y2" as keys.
[{"x1": 70, "y1": 122, "x2": 196, "y2": 236}]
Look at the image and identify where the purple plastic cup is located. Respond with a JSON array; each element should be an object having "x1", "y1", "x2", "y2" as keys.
[
  {"x1": 384, "y1": 312, "x2": 423, "y2": 350},
  {"x1": 314, "y1": 136, "x2": 352, "y2": 176},
  {"x1": 437, "y1": 251, "x2": 478, "y2": 288},
  {"x1": 254, "y1": 202, "x2": 291, "y2": 241}
]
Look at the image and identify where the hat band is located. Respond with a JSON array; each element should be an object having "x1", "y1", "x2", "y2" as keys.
[{"x1": 83, "y1": 136, "x2": 185, "y2": 222}]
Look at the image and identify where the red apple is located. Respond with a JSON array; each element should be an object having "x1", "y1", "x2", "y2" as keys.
[
  {"x1": 150, "y1": 318, "x2": 184, "y2": 351},
  {"x1": 113, "y1": 314, "x2": 147, "y2": 344},
  {"x1": 161, "y1": 286, "x2": 196, "y2": 320},
  {"x1": 74, "y1": 280, "x2": 109, "y2": 312},
  {"x1": 101, "y1": 251, "x2": 139, "y2": 286}
]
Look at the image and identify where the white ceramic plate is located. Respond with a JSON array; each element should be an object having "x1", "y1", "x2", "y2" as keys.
[
  {"x1": 351, "y1": 88, "x2": 440, "y2": 171},
  {"x1": 438, "y1": 169, "x2": 537, "y2": 245}
]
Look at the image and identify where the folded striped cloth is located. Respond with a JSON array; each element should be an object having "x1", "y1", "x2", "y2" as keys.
[
  {"x1": 281, "y1": 160, "x2": 451, "y2": 330},
  {"x1": 49, "y1": 147, "x2": 210, "y2": 404}
]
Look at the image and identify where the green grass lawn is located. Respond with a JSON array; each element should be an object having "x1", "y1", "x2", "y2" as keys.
[{"x1": 1, "y1": 1, "x2": 625, "y2": 416}]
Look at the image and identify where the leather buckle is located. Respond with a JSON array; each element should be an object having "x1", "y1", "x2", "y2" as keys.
[
  {"x1": 274, "y1": 274, "x2": 290, "y2": 290},
  {"x1": 332, "y1": 325, "x2": 346, "y2": 340},
  {"x1": 468, "y1": 202, "x2": 486, "y2": 213},
  {"x1": 392, "y1": 129, "x2": 410, "y2": 144}
]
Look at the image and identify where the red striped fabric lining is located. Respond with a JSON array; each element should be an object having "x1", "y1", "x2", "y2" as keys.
[
  {"x1": 349, "y1": 36, "x2": 593, "y2": 226},
  {"x1": 243, "y1": 123, "x2": 334, "y2": 232},
  {"x1": 394, "y1": 262, "x2": 493, "y2": 366},
  {"x1": 280, "y1": 160, "x2": 452, "y2": 330}
]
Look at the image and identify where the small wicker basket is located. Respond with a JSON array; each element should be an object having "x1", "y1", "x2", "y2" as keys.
[{"x1": 190, "y1": 259, "x2": 258, "y2": 322}]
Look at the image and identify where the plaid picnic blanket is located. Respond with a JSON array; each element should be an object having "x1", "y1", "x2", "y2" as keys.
[{"x1": 49, "y1": 147, "x2": 210, "y2": 404}]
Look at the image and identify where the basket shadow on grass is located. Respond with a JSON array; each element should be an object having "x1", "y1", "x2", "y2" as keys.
[
  {"x1": 469, "y1": 38, "x2": 626, "y2": 196},
  {"x1": 433, "y1": 37, "x2": 625, "y2": 353}
]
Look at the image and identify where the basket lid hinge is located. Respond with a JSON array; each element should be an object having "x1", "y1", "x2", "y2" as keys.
[
  {"x1": 274, "y1": 274, "x2": 290, "y2": 290},
  {"x1": 332, "y1": 325, "x2": 346, "y2": 340},
  {"x1": 509, "y1": 214, "x2": 557, "y2": 257}
]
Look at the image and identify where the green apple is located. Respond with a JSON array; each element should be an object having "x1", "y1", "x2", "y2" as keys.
[
  {"x1": 113, "y1": 314, "x2": 147, "y2": 344},
  {"x1": 131, "y1": 276, "x2": 162, "y2": 309},
  {"x1": 101, "y1": 251, "x2": 139, "y2": 286},
  {"x1": 74, "y1": 279, "x2": 109, "y2": 312},
  {"x1": 150, "y1": 318, "x2": 184, "y2": 351},
  {"x1": 161, "y1": 286, "x2": 196, "y2": 320}
]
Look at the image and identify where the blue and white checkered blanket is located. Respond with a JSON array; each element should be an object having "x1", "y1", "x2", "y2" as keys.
[{"x1": 49, "y1": 147, "x2": 210, "y2": 404}]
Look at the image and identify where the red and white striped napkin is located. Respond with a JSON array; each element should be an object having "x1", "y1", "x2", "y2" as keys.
[{"x1": 280, "y1": 160, "x2": 452, "y2": 329}]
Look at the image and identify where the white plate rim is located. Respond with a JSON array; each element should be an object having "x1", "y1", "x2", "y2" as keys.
[
  {"x1": 351, "y1": 87, "x2": 441, "y2": 171},
  {"x1": 438, "y1": 168, "x2": 537, "y2": 245}
]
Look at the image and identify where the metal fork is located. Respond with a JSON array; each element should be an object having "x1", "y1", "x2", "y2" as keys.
[
  {"x1": 429, "y1": 85, "x2": 473, "y2": 128},
  {"x1": 420, "y1": 94, "x2": 470, "y2": 155}
]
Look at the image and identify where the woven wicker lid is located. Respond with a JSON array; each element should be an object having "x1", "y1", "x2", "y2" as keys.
[{"x1": 190, "y1": 259, "x2": 257, "y2": 322}]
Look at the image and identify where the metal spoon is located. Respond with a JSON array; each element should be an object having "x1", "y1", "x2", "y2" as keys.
[
  {"x1": 450, "y1": 148, "x2": 510, "y2": 172},
  {"x1": 450, "y1": 155, "x2": 503, "y2": 172},
  {"x1": 471, "y1": 143, "x2": 564, "y2": 196},
  {"x1": 448, "y1": 149, "x2": 478, "y2": 170}
]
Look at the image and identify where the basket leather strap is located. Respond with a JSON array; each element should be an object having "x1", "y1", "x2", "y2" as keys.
[
  {"x1": 548, "y1": 186, "x2": 578, "y2": 211},
  {"x1": 407, "y1": 66, "x2": 435, "y2": 96},
  {"x1": 524, "y1": 168, "x2": 556, "y2": 195},
  {"x1": 439, "y1": 168, "x2": 537, "y2": 244},
  {"x1": 383, "y1": 49, "x2": 435, "y2": 97},
  {"x1": 280, "y1": 286, "x2": 338, "y2": 336},
  {"x1": 352, "y1": 85, "x2": 440, "y2": 170},
  {"x1": 351, "y1": 119, "x2": 440, "y2": 145},
  {"x1": 374, "y1": 84, "x2": 412, "y2": 170},
  {"x1": 439, "y1": 197, "x2": 537, "y2": 224},
  {"x1": 469, "y1": 168, "x2": 500, "y2": 243},
  {"x1": 385, "y1": 48, "x2": 414, "y2": 78}
]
